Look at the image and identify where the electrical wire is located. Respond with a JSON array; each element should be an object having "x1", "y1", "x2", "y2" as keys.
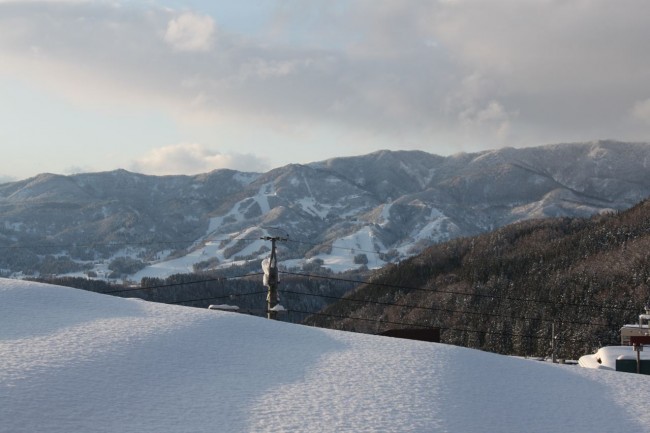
[
  {"x1": 85, "y1": 271, "x2": 615, "y2": 347},
  {"x1": 280, "y1": 288, "x2": 617, "y2": 329},
  {"x1": 279, "y1": 270, "x2": 642, "y2": 313},
  {"x1": 102, "y1": 272, "x2": 264, "y2": 295},
  {"x1": 94, "y1": 267, "x2": 634, "y2": 334},
  {"x1": 170, "y1": 290, "x2": 268, "y2": 305},
  {"x1": 288, "y1": 308, "x2": 431, "y2": 329},
  {"x1": 290, "y1": 308, "x2": 601, "y2": 345}
]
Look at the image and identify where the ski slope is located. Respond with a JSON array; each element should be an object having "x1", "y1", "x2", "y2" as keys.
[{"x1": 1, "y1": 278, "x2": 649, "y2": 433}]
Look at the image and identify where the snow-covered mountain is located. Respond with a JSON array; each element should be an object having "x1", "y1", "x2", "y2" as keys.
[
  {"x1": 1, "y1": 140, "x2": 649, "y2": 280},
  {"x1": 1, "y1": 278, "x2": 649, "y2": 433}
]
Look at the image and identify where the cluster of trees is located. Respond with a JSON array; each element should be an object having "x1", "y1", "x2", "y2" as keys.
[
  {"x1": 309, "y1": 199, "x2": 650, "y2": 359},
  {"x1": 29, "y1": 276, "x2": 122, "y2": 294},
  {"x1": 0, "y1": 251, "x2": 91, "y2": 277},
  {"x1": 107, "y1": 256, "x2": 146, "y2": 279}
]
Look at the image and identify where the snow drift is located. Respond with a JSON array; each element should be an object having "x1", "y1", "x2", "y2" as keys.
[{"x1": 1, "y1": 278, "x2": 649, "y2": 433}]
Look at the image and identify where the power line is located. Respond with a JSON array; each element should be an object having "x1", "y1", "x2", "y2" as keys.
[
  {"x1": 129, "y1": 283, "x2": 606, "y2": 346},
  {"x1": 280, "y1": 288, "x2": 616, "y2": 329},
  {"x1": 170, "y1": 290, "x2": 268, "y2": 306},
  {"x1": 290, "y1": 308, "x2": 600, "y2": 345},
  {"x1": 289, "y1": 308, "x2": 431, "y2": 329},
  {"x1": 102, "y1": 272, "x2": 264, "y2": 295},
  {"x1": 279, "y1": 270, "x2": 642, "y2": 313},
  {"x1": 86, "y1": 268, "x2": 613, "y2": 348},
  {"x1": 99, "y1": 271, "x2": 619, "y2": 332}
]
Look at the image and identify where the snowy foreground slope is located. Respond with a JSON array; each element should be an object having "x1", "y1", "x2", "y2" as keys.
[{"x1": 1, "y1": 279, "x2": 649, "y2": 433}]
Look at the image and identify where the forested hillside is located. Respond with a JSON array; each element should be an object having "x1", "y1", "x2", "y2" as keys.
[{"x1": 308, "y1": 199, "x2": 650, "y2": 359}]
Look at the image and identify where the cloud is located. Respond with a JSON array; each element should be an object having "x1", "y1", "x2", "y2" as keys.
[
  {"x1": 430, "y1": 0, "x2": 650, "y2": 140},
  {"x1": 0, "y1": 0, "x2": 85, "y2": 2},
  {"x1": 0, "y1": 2, "x2": 451, "y2": 139},
  {"x1": 164, "y1": 12, "x2": 215, "y2": 52},
  {"x1": 130, "y1": 143, "x2": 269, "y2": 175},
  {"x1": 0, "y1": 175, "x2": 17, "y2": 185},
  {"x1": 631, "y1": 99, "x2": 650, "y2": 124},
  {"x1": 459, "y1": 100, "x2": 514, "y2": 142},
  {"x1": 2, "y1": 0, "x2": 650, "y2": 160},
  {"x1": 64, "y1": 165, "x2": 93, "y2": 175}
]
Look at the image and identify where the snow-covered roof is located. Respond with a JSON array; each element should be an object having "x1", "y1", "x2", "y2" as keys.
[{"x1": 2, "y1": 278, "x2": 650, "y2": 433}]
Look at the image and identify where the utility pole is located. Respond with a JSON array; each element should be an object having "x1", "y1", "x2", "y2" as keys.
[
  {"x1": 261, "y1": 236, "x2": 286, "y2": 320},
  {"x1": 634, "y1": 342, "x2": 642, "y2": 374},
  {"x1": 551, "y1": 322, "x2": 557, "y2": 363}
]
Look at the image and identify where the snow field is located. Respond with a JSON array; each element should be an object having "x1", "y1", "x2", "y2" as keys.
[{"x1": 1, "y1": 278, "x2": 649, "y2": 433}]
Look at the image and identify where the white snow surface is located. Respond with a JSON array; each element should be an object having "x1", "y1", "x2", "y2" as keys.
[
  {"x1": 2, "y1": 278, "x2": 650, "y2": 433},
  {"x1": 579, "y1": 346, "x2": 650, "y2": 370},
  {"x1": 315, "y1": 226, "x2": 386, "y2": 272}
]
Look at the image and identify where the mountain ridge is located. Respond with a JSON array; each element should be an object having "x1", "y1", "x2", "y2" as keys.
[{"x1": 1, "y1": 140, "x2": 649, "y2": 279}]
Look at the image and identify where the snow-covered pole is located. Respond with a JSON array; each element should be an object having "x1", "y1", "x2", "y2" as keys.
[{"x1": 261, "y1": 236, "x2": 286, "y2": 320}]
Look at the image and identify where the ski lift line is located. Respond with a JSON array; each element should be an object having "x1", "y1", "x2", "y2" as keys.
[
  {"x1": 169, "y1": 290, "x2": 269, "y2": 305},
  {"x1": 279, "y1": 270, "x2": 642, "y2": 313},
  {"x1": 279, "y1": 289, "x2": 616, "y2": 329},
  {"x1": 102, "y1": 272, "x2": 264, "y2": 295}
]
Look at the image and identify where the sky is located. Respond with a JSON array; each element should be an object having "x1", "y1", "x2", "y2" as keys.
[{"x1": 2, "y1": 0, "x2": 650, "y2": 182}]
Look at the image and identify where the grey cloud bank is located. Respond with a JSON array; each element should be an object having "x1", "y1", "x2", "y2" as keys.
[{"x1": 1, "y1": 0, "x2": 650, "y2": 178}]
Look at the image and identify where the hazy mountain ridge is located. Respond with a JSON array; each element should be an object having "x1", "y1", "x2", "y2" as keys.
[{"x1": 1, "y1": 140, "x2": 649, "y2": 279}]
